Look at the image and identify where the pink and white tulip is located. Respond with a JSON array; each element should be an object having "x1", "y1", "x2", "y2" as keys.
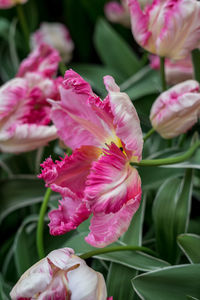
[
  {"x1": 104, "y1": 0, "x2": 130, "y2": 27},
  {"x1": 31, "y1": 22, "x2": 74, "y2": 63},
  {"x1": 10, "y1": 248, "x2": 107, "y2": 300},
  {"x1": 0, "y1": 0, "x2": 27, "y2": 9},
  {"x1": 39, "y1": 70, "x2": 143, "y2": 248},
  {"x1": 129, "y1": 0, "x2": 200, "y2": 59},
  {"x1": 150, "y1": 80, "x2": 200, "y2": 138},
  {"x1": 0, "y1": 77, "x2": 57, "y2": 153},
  {"x1": 150, "y1": 55, "x2": 194, "y2": 85},
  {"x1": 17, "y1": 43, "x2": 61, "y2": 78}
]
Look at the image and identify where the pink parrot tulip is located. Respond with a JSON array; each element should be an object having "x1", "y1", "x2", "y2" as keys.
[
  {"x1": 39, "y1": 70, "x2": 143, "y2": 248},
  {"x1": 0, "y1": 0, "x2": 27, "y2": 9},
  {"x1": 150, "y1": 80, "x2": 200, "y2": 138},
  {"x1": 128, "y1": 0, "x2": 200, "y2": 59}
]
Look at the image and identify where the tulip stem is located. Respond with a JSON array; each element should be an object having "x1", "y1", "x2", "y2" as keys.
[
  {"x1": 143, "y1": 128, "x2": 156, "y2": 142},
  {"x1": 192, "y1": 49, "x2": 200, "y2": 83},
  {"x1": 80, "y1": 245, "x2": 157, "y2": 260},
  {"x1": 131, "y1": 140, "x2": 200, "y2": 167},
  {"x1": 160, "y1": 56, "x2": 167, "y2": 91},
  {"x1": 36, "y1": 188, "x2": 52, "y2": 259},
  {"x1": 59, "y1": 61, "x2": 67, "y2": 76}
]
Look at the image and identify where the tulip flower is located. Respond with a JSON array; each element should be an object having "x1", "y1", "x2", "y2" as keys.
[
  {"x1": 0, "y1": 0, "x2": 27, "y2": 9},
  {"x1": 149, "y1": 55, "x2": 194, "y2": 85},
  {"x1": 128, "y1": 0, "x2": 200, "y2": 59},
  {"x1": 39, "y1": 70, "x2": 143, "y2": 248},
  {"x1": 0, "y1": 44, "x2": 62, "y2": 153},
  {"x1": 104, "y1": 0, "x2": 130, "y2": 27},
  {"x1": 150, "y1": 80, "x2": 200, "y2": 138},
  {"x1": 31, "y1": 22, "x2": 74, "y2": 63},
  {"x1": 10, "y1": 247, "x2": 107, "y2": 300}
]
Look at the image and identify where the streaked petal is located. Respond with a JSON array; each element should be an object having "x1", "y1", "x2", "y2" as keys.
[
  {"x1": 39, "y1": 145, "x2": 101, "y2": 198},
  {"x1": 104, "y1": 75, "x2": 143, "y2": 161},
  {"x1": 48, "y1": 195, "x2": 91, "y2": 235},
  {"x1": 50, "y1": 70, "x2": 113, "y2": 149},
  {"x1": 85, "y1": 143, "x2": 141, "y2": 214},
  {"x1": 0, "y1": 124, "x2": 57, "y2": 153},
  {"x1": 85, "y1": 197, "x2": 141, "y2": 248}
]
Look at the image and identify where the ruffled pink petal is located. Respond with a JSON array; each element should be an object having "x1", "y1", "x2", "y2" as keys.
[
  {"x1": 39, "y1": 145, "x2": 101, "y2": 198},
  {"x1": 85, "y1": 143, "x2": 141, "y2": 214},
  {"x1": 50, "y1": 70, "x2": 113, "y2": 149},
  {"x1": 31, "y1": 22, "x2": 74, "y2": 64},
  {"x1": 48, "y1": 194, "x2": 91, "y2": 235},
  {"x1": 47, "y1": 248, "x2": 74, "y2": 269},
  {"x1": 104, "y1": 76, "x2": 143, "y2": 161},
  {"x1": 0, "y1": 124, "x2": 57, "y2": 153},
  {"x1": 150, "y1": 80, "x2": 200, "y2": 138},
  {"x1": 17, "y1": 43, "x2": 61, "y2": 78},
  {"x1": 85, "y1": 196, "x2": 141, "y2": 248}
]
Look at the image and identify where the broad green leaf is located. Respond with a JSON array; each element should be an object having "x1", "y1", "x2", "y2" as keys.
[
  {"x1": 107, "y1": 263, "x2": 136, "y2": 300},
  {"x1": 153, "y1": 169, "x2": 193, "y2": 263},
  {"x1": 178, "y1": 234, "x2": 200, "y2": 263},
  {"x1": 94, "y1": 19, "x2": 141, "y2": 77},
  {"x1": 0, "y1": 178, "x2": 59, "y2": 224},
  {"x1": 187, "y1": 296, "x2": 200, "y2": 300},
  {"x1": 0, "y1": 274, "x2": 11, "y2": 300},
  {"x1": 132, "y1": 264, "x2": 200, "y2": 300},
  {"x1": 0, "y1": 18, "x2": 10, "y2": 40},
  {"x1": 121, "y1": 194, "x2": 146, "y2": 246}
]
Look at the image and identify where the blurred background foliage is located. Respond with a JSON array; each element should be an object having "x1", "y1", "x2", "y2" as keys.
[{"x1": 0, "y1": 1, "x2": 200, "y2": 300}]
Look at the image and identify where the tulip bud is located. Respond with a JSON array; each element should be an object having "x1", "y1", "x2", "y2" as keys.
[
  {"x1": 31, "y1": 22, "x2": 74, "y2": 63},
  {"x1": 104, "y1": 0, "x2": 130, "y2": 27},
  {"x1": 10, "y1": 248, "x2": 107, "y2": 300},
  {"x1": 150, "y1": 80, "x2": 200, "y2": 138},
  {"x1": 0, "y1": 0, "x2": 27, "y2": 9},
  {"x1": 129, "y1": 0, "x2": 200, "y2": 60}
]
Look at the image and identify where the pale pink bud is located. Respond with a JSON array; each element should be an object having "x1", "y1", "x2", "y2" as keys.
[
  {"x1": 0, "y1": 0, "x2": 27, "y2": 9},
  {"x1": 10, "y1": 248, "x2": 107, "y2": 300},
  {"x1": 31, "y1": 22, "x2": 74, "y2": 63},
  {"x1": 104, "y1": 0, "x2": 130, "y2": 27},
  {"x1": 129, "y1": 0, "x2": 200, "y2": 59},
  {"x1": 150, "y1": 80, "x2": 200, "y2": 138},
  {"x1": 149, "y1": 55, "x2": 194, "y2": 85}
]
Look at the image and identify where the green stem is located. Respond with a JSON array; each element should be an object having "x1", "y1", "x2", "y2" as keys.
[
  {"x1": 131, "y1": 141, "x2": 200, "y2": 167},
  {"x1": 144, "y1": 128, "x2": 155, "y2": 142},
  {"x1": 192, "y1": 49, "x2": 200, "y2": 83},
  {"x1": 59, "y1": 61, "x2": 67, "y2": 76},
  {"x1": 160, "y1": 56, "x2": 167, "y2": 91},
  {"x1": 80, "y1": 245, "x2": 157, "y2": 260},
  {"x1": 36, "y1": 188, "x2": 52, "y2": 259},
  {"x1": 16, "y1": 4, "x2": 29, "y2": 52}
]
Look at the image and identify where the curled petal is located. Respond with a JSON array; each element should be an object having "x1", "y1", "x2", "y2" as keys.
[
  {"x1": 104, "y1": 1, "x2": 130, "y2": 27},
  {"x1": 50, "y1": 70, "x2": 113, "y2": 149},
  {"x1": 0, "y1": 124, "x2": 57, "y2": 153},
  {"x1": 49, "y1": 195, "x2": 91, "y2": 235},
  {"x1": 85, "y1": 197, "x2": 141, "y2": 248},
  {"x1": 85, "y1": 143, "x2": 141, "y2": 214},
  {"x1": 17, "y1": 43, "x2": 61, "y2": 78},
  {"x1": 150, "y1": 80, "x2": 200, "y2": 138},
  {"x1": 39, "y1": 145, "x2": 101, "y2": 197},
  {"x1": 104, "y1": 76, "x2": 143, "y2": 161}
]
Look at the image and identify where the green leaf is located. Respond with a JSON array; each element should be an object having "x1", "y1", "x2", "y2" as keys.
[
  {"x1": 107, "y1": 263, "x2": 136, "y2": 300},
  {"x1": 132, "y1": 264, "x2": 200, "y2": 300},
  {"x1": 0, "y1": 274, "x2": 11, "y2": 300},
  {"x1": 0, "y1": 178, "x2": 59, "y2": 224},
  {"x1": 187, "y1": 296, "x2": 200, "y2": 300},
  {"x1": 94, "y1": 19, "x2": 141, "y2": 78},
  {"x1": 153, "y1": 169, "x2": 193, "y2": 263},
  {"x1": 178, "y1": 234, "x2": 200, "y2": 263}
]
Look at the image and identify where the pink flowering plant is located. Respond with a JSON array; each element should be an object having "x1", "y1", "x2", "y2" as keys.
[{"x1": 1, "y1": 0, "x2": 200, "y2": 299}]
